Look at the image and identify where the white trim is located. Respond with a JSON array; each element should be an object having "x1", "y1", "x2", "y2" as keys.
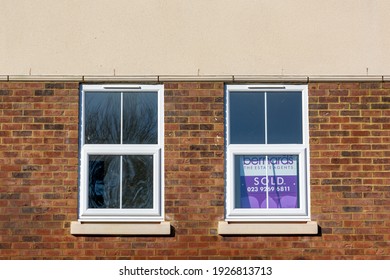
[
  {"x1": 78, "y1": 84, "x2": 164, "y2": 222},
  {"x1": 264, "y1": 92, "x2": 268, "y2": 144},
  {"x1": 80, "y1": 84, "x2": 163, "y2": 92},
  {"x1": 226, "y1": 147, "x2": 310, "y2": 221},
  {"x1": 2, "y1": 74, "x2": 388, "y2": 82},
  {"x1": 158, "y1": 75, "x2": 234, "y2": 82},
  {"x1": 79, "y1": 146, "x2": 162, "y2": 221},
  {"x1": 225, "y1": 84, "x2": 310, "y2": 222},
  {"x1": 308, "y1": 75, "x2": 383, "y2": 82},
  {"x1": 83, "y1": 76, "x2": 159, "y2": 82},
  {"x1": 7, "y1": 75, "x2": 84, "y2": 81}
]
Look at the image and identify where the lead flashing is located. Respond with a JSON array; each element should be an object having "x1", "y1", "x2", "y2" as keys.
[
  {"x1": 308, "y1": 75, "x2": 383, "y2": 82},
  {"x1": 158, "y1": 75, "x2": 233, "y2": 82},
  {"x1": 233, "y1": 75, "x2": 308, "y2": 83},
  {"x1": 1, "y1": 74, "x2": 389, "y2": 83},
  {"x1": 83, "y1": 75, "x2": 159, "y2": 82},
  {"x1": 382, "y1": 76, "x2": 390, "y2": 82},
  {"x1": 8, "y1": 75, "x2": 83, "y2": 81}
]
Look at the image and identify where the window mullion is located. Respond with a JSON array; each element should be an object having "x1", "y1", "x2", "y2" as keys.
[
  {"x1": 120, "y1": 92, "x2": 123, "y2": 209},
  {"x1": 265, "y1": 155, "x2": 269, "y2": 209},
  {"x1": 120, "y1": 91, "x2": 124, "y2": 144},
  {"x1": 264, "y1": 91, "x2": 268, "y2": 145},
  {"x1": 264, "y1": 92, "x2": 268, "y2": 208},
  {"x1": 120, "y1": 155, "x2": 123, "y2": 209}
]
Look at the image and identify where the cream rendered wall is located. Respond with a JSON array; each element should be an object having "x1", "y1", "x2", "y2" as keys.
[{"x1": 1, "y1": 0, "x2": 389, "y2": 77}]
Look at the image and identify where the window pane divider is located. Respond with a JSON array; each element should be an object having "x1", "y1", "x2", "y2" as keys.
[
  {"x1": 265, "y1": 155, "x2": 269, "y2": 208},
  {"x1": 119, "y1": 92, "x2": 123, "y2": 209},
  {"x1": 120, "y1": 91, "x2": 123, "y2": 144},
  {"x1": 264, "y1": 91, "x2": 268, "y2": 145},
  {"x1": 119, "y1": 155, "x2": 123, "y2": 209}
]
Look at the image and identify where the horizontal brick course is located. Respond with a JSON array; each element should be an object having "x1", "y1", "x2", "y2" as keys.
[{"x1": 0, "y1": 81, "x2": 389, "y2": 259}]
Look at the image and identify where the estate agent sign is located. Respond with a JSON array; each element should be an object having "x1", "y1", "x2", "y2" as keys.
[{"x1": 238, "y1": 155, "x2": 299, "y2": 209}]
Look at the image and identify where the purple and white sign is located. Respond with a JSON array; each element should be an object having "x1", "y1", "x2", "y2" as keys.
[{"x1": 238, "y1": 155, "x2": 299, "y2": 209}]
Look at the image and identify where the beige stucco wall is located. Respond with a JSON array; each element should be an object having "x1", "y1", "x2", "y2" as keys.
[{"x1": 1, "y1": 0, "x2": 389, "y2": 77}]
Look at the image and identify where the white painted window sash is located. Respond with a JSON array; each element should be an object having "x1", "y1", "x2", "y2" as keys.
[
  {"x1": 79, "y1": 84, "x2": 164, "y2": 222},
  {"x1": 225, "y1": 84, "x2": 310, "y2": 221}
]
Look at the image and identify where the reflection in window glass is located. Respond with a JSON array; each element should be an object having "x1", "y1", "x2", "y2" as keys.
[
  {"x1": 230, "y1": 92, "x2": 265, "y2": 144},
  {"x1": 88, "y1": 155, "x2": 120, "y2": 208},
  {"x1": 235, "y1": 155, "x2": 299, "y2": 209},
  {"x1": 123, "y1": 92, "x2": 158, "y2": 144},
  {"x1": 85, "y1": 92, "x2": 121, "y2": 144},
  {"x1": 122, "y1": 155, "x2": 154, "y2": 209},
  {"x1": 88, "y1": 155, "x2": 154, "y2": 209},
  {"x1": 85, "y1": 91, "x2": 158, "y2": 145},
  {"x1": 267, "y1": 92, "x2": 302, "y2": 144}
]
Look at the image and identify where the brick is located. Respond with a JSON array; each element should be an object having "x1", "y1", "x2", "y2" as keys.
[
  {"x1": 44, "y1": 124, "x2": 64, "y2": 130},
  {"x1": 34, "y1": 90, "x2": 54, "y2": 96},
  {"x1": 0, "y1": 90, "x2": 12, "y2": 95},
  {"x1": 342, "y1": 207, "x2": 363, "y2": 213},
  {"x1": 341, "y1": 151, "x2": 362, "y2": 157},
  {"x1": 332, "y1": 186, "x2": 351, "y2": 192},
  {"x1": 0, "y1": 81, "x2": 389, "y2": 260},
  {"x1": 318, "y1": 83, "x2": 340, "y2": 89},
  {"x1": 45, "y1": 83, "x2": 65, "y2": 89}
]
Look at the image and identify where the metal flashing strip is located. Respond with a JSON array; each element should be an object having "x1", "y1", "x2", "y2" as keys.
[
  {"x1": 308, "y1": 75, "x2": 384, "y2": 82},
  {"x1": 1, "y1": 74, "x2": 389, "y2": 83},
  {"x1": 382, "y1": 76, "x2": 390, "y2": 82},
  {"x1": 8, "y1": 75, "x2": 83, "y2": 81},
  {"x1": 233, "y1": 75, "x2": 309, "y2": 83},
  {"x1": 83, "y1": 75, "x2": 159, "y2": 82},
  {"x1": 158, "y1": 75, "x2": 233, "y2": 82}
]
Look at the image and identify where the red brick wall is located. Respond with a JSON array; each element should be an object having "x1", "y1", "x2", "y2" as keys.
[
  {"x1": 0, "y1": 81, "x2": 389, "y2": 259},
  {"x1": 0, "y1": 82, "x2": 79, "y2": 258},
  {"x1": 309, "y1": 82, "x2": 390, "y2": 258}
]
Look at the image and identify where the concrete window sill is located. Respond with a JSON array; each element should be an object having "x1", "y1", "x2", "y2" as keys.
[
  {"x1": 218, "y1": 221, "x2": 318, "y2": 235},
  {"x1": 70, "y1": 221, "x2": 171, "y2": 236}
]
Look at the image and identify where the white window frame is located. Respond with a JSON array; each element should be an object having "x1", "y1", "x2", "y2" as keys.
[
  {"x1": 225, "y1": 84, "x2": 310, "y2": 222},
  {"x1": 78, "y1": 84, "x2": 164, "y2": 222}
]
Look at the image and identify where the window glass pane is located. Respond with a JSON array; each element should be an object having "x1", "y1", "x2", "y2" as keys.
[
  {"x1": 123, "y1": 92, "x2": 158, "y2": 144},
  {"x1": 122, "y1": 155, "x2": 154, "y2": 209},
  {"x1": 88, "y1": 155, "x2": 120, "y2": 208},
  {"x1": 85, "y1": 92, "x2": 121, "y2": 144},
  {"x1": 235, "y1": 155, "x2": 299, "y2": 209},
  {"x1": 234, "y1": 155, "x2": 267, "y2": 208},
  {"x1": 267, "y1": 92, "x2": 302, "y2": 144},
  {"x1": 230, "y1": 91, "x2": 265, "y2": 144}
]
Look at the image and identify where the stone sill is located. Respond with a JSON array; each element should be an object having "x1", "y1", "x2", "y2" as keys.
[
  {"x1": 70, "y1": 221, "x2": 171, "y2": 236},
  {"x1": 218, "y1": 221, "x2": 318, "y2": 235}
]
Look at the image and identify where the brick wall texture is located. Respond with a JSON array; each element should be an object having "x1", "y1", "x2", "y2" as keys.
[{"x1": 0, "y1": 81, "x2": 389, "y2": 259}]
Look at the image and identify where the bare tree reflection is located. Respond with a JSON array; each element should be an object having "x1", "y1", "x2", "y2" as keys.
[
  {"x1": 88, "y1": 156, "x2": 120, "y2": 208},
  {"x1": 122, "y1": 155, "x2": 153, "y2": 208},
  {"x1": 85, "y1": 92, "x2": 157, "y2": 209}
]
